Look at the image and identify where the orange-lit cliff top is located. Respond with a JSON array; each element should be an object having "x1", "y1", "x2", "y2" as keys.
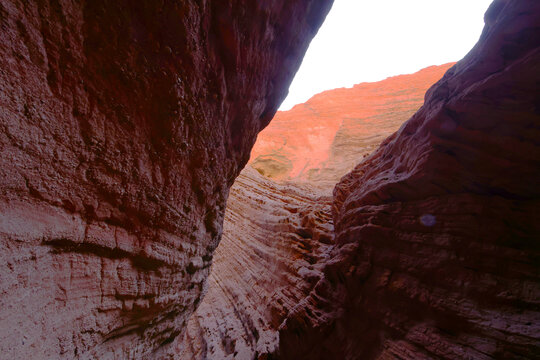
[{"x1": 250, "y1": 62, "x2": 455, "y2": 185}]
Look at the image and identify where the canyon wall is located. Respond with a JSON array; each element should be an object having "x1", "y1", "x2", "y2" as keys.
[
  {"x1": 0, "y1": 0, "x2": 333, "y2": 358},
  {"x1": 250, "y1": 63, "x2": 454, "y2": 187},
  {"x1": 178, "y1": 166, "x2": 332, "y2": 359},
  {"x1": 279, "y1": 0, "x2": 540, "y2": 358},
  {"x1": 179, "y1": 61, "x2": 457, "y2": 359}
]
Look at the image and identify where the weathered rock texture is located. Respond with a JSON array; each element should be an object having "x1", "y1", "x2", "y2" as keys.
[
  {"x1": 178, "y1": 166, "x2": 332, "y2": 359},
  {"x1": 279, "y1": 1, "x2": 540, "y2": 359},
  {"x1": 178, "y1": 59, "x2": 455, "y2": 360},
  {"x1": 250, "y1": 63, "x2": 454, "y2": 186},
  {"x1": 0, "y1": 0, "x2": 332, "y2": 358}
]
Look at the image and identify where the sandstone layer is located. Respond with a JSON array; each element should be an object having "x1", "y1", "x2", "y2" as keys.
[
  {"x1": 178, "y1": 166, "x2": 332, "y2": 359},
  {"x1": 0, "y1": 0, "x2": 333, "y2": 358},
  {"x1": 279, "y1": 1, "x2": 540, "y2": 359},
  {"x1": 250, "y1": 63, "x2": 454, "y2": 186},
  {"x1": 179, "y1": 58, "x2": 456, "y2": 360}
]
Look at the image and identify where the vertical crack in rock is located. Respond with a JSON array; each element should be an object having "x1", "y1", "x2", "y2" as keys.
[{"x1": 0, "y1": 0, "x2": 333, "y2": 358}]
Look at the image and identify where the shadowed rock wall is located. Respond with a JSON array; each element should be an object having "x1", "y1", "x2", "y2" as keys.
[
  {"x1": 279, "y1": 1, "x2": 540, "y2": 358},
  {"x1": 179, "y1": 63, "x2": 457, "y2": 360},
  {"x1": 0, "y1": 0, "x2": 332, "y2": 358}
]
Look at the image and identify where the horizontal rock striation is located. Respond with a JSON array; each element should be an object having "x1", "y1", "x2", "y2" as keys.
[
  {"x1": 178, "y1": 166, "x2": 333, "y2": 359},
  {"x1": 177, "y1": 40, "x2": 456, "y2": 360},
  {"x1": 279, "y1": 1, "x2": 540, "y2": 359},
  {"x1": 0, "y1": 0, "x2": 332, "y2": 358},
  {"x1": 177, "y1": 63, "x2": 456, "y2": 358},
  {"x1": 250, "y1": 63, "x2": 454, "y2": 186}
]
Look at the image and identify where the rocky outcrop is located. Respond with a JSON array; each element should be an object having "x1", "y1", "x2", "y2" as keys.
[
  {"x1": 177, "y1": 166, "x2": 332, "y2": 359},
  {"x1": 0, "y1": 0, "x2": 333, "y2": 358},
  {"x1": 279, "y1": 1, "x2": 540, "y2": 359},
  {"x1": 250, "y1": 63, "x2": 454, "y2": 186}
]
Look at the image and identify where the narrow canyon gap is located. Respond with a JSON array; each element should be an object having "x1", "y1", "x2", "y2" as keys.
[
  {"x1": 0, "y1": 0, "x2": 539, "y2": 359},
  {"x1": 180, "y1": 63, "x2": 455, "y2": 358},
  {"x1": 184, "y1": 0, "x2": 540, "y2": 359},
  {"x1": 0, "y1": 0, "x2": 333, "y2": 358}
]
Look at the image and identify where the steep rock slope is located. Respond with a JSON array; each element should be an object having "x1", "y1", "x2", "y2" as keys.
[
  {"x1": 279, "y1": 1, "x2": 540, "y2": 359},
  {"x1": 0, "y1": 0, "x2": 333, "y2": 358},
  {"x1": 178, "y1": 166, "x2": 333, "y2": 359},
  {"x1": 250, "y1": 63, "x2": 454, "y2": 186}
]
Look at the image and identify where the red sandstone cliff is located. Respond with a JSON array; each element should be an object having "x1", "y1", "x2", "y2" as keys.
[
  {"x1": 180, "y1": 62, "x2": 456, "y2": 360},
  {"x1": 279, "y1": 1, "x2": 540, "y2": 358},
  {"x1": 2, "y1": 0, "x2": 539, "y2": 358},
  {"x1": 0, "y1": 1, "x2": 333, "y2": 358},
  {"x1": 175, "y1": 2, "x2": 540, "y2": 358},
  {"x1": 250, "y1": 63, "x2": 454, "y2": 186}
]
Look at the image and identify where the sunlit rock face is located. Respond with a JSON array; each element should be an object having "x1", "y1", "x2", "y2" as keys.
[
  {"x1": 250, "y1": 63, "x2": 454, "y2": 187},
  {"x1": 279, "y1": 1, "x2": 540, "y2": 359},
  {"x1": 177, "y1": 166, "x2": 333, "y2": 359},
  {"x1": 0, "y1": 0, "x2": 333, "y2": 358}
]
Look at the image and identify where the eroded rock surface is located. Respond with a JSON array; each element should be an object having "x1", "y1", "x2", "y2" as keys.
[
  {"x1": 279, "y1": 1, "x2": 540, "y2": 359},
  {"x1": 178, "y1": 44, "x2": 456, "y2": 360},
  {"x1": 178, "y1": 166, "x2": 332, "y2": 359},
  {"x1": 178, "y1": 62, "x2": 459, "y2": 360},
  {"x1": 250, "y1": 63, "x2": 454, "y2": 186},
  {"x1": 0, "y1": 0, "x2": 332, "y2": 358}
]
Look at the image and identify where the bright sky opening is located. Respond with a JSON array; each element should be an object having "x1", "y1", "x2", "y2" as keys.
[{"x1": 280, "y1": 0, "x2": 494, "y2": 110}]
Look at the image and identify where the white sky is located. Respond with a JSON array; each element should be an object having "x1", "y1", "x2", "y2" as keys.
[{"x1": 280, "y1": 0, "x2": 494, "y2": 110}]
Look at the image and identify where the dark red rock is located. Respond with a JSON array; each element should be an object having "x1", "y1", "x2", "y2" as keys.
[
  {"x1": 0, "y1": 0, "x2": 332, "y2": 358},
  {"x1": 279, "y1": 1, "x2": 540, "y2": 359}
]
